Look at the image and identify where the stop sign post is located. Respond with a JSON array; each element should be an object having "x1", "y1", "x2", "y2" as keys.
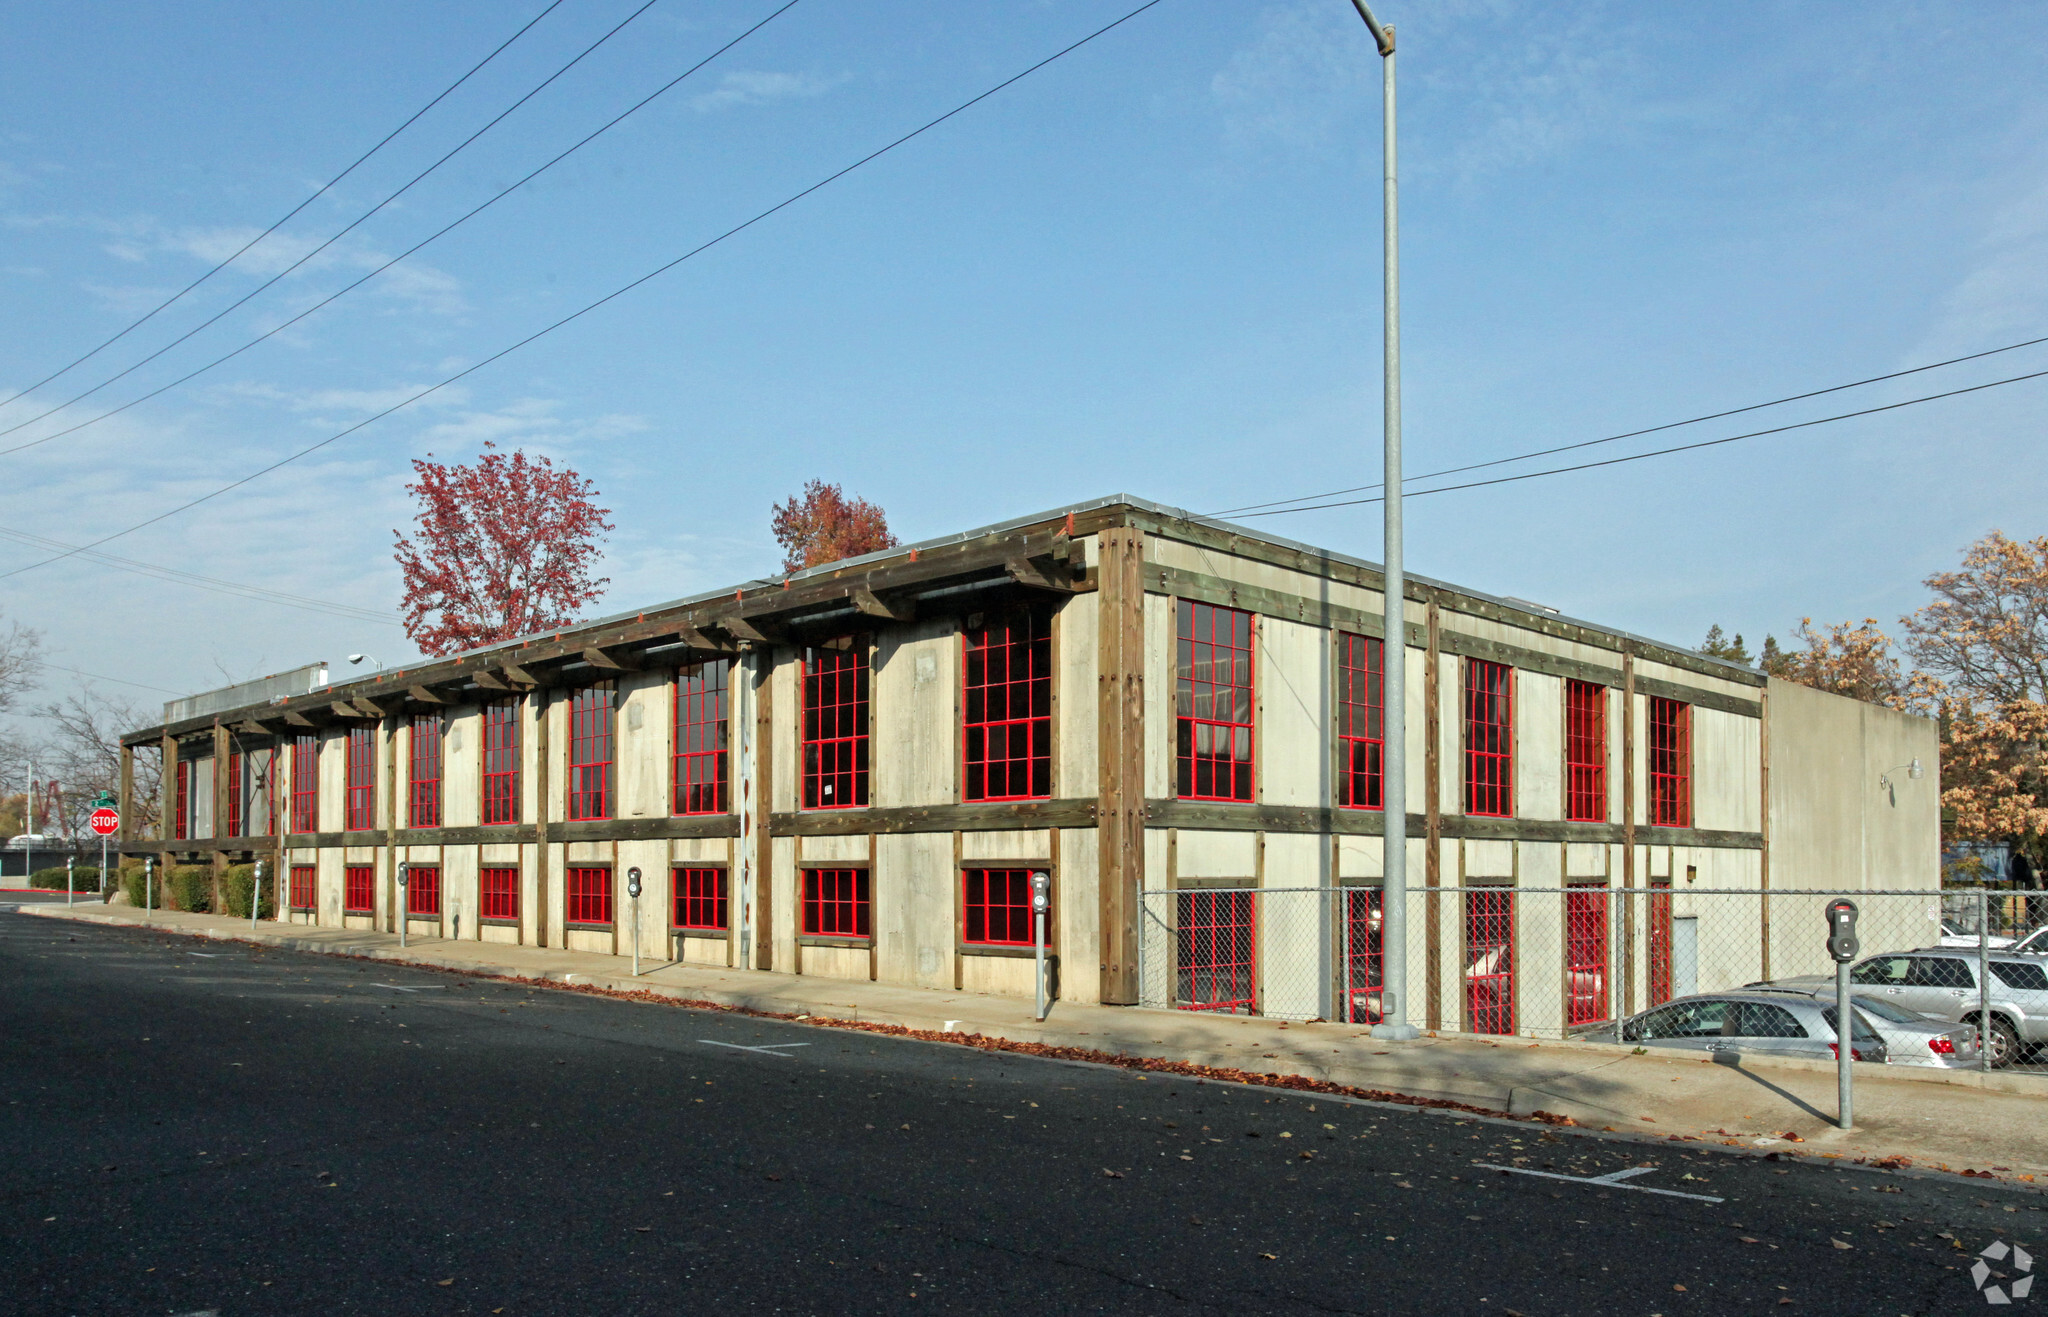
[{"x1": 89, "y1": 796, "x2": 118, "y2": 905}]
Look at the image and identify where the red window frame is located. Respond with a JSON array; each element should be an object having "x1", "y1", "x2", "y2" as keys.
[
  {"x1": 1647, "y1": 877, "x2": 1674, "y2": 1007},
  {"x1": 1176, "y1": 601, "x2": 1255, "y2": 803},
  {"x1": 962, "y1": 868, "x2": 1035, "y2": 947},
  {"x1": 482, "y1": 699, "x2": 521, "y2": 826},
  {"x1": 671, "y1": 866, "x2": 728, "y2": 932},
  {"x1": 406, "y1": 864, "x2": 442, "y2": 917},
  {"x1": 226, "y1": 751, "x2": 243, "y2": 838},
  {"x1": 800, "y1": 867, "x2": 871, "y2": 939},
  {"x1": 672, "y1": 660, "x2": 730, "y2": 815},
  {"x1": 567, "y1": 683, "x2": 615, "y2": 822},
  {"x1": 480, "y1": 866, "x2": 520, "y2": 922},
  {"x1": 409, "y1": 713, "x2": 443, "y2": 828},
  {"x1": 1344, "y1": 887, "x2": 1384, "y2": 1024},
  {"x1": 1465, "y1": 888, "x2": 1515, "y2": 1035},
  {"x1": 963, "y1": 613, "x2": 1052, "y2": 802},
  {"x1": 343, "y1": 864, "x2": 375, "y2": 914},
  {"x1": 290, "y1": 734, "x2": 318, "y2": 834},
  {"x1": 566, "y1": 865, "x2": 613, "y2": 926},
  {"x1": 174, "y1": 759, "x2": 190, "y2": 840},
  {"x1": 344, "y1": 725, "x2": 376, "y2": 832},
  {"x1": 1565, "y1": 883, "x2": 1608, "y2": 1026},
  {"x1": 1176, "y1": 889, "x2": 1255, "y2": 1013},
  {"x1": 1339, "y1": 632, "x2": 1384, "y2": 810},
  {"x1": 288, "y1": 864, "x2": 316, "y2": 911},
  {"x1": 1464, "y1": 659, "x2": 1513, "y2": 818},
  {"x1": 802, "y1": 642, "x2": 870, "y2": 811},
  {"x1": 1564, "y1": 679, "x2": 1606, "y2": 822},
  {"x1": 1648, "y1": 697, "x2": 1692, "y2": 828}
]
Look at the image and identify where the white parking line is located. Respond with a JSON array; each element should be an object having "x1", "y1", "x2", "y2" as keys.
[
  {"x1": 372, "y1": 983, "x2": 427, "y2": 993},
  {"x1": 1473, "y1": 1162, "x2": 1724, "y2": 1203},
  {"x1": 700, "y1": 1040, "x2": 812, "y2": 1057}
]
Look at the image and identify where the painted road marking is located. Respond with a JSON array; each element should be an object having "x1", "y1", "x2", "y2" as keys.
[
  {"x1": 371, "y1": 983, "x2": 428, "y2": 993},
  {"x1": 1473, "y1": 1162, "x2": 1724, "y2": 1204},
  {"x1": 187, "y1": 952, "x2": 223, "y2": 958},
  {"x1": 700, "y1": 1040, "x2": 812, "y2": 1057}
]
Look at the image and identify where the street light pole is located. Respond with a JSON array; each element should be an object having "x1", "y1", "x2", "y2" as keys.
[{"x1": 1350, "y1": 0, "x2": 1419, "y2": 1041}]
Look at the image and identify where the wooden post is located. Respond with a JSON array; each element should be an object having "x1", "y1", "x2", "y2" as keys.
[
  {"x1": 1096, "y1": 525, "x2": 1146, "y2": 1005},
  {"x1": 211, "y1": 722, "x2": 229, "y2": 910},
  {"x1": 753, "y1": 656, "x2": 775, "y2": 972},
  {"x1": 118, "y1": 745, "x2": 134, "y2": 844},
  {"x1": 158, "y1": 731, "x2": 175, "y2": 893},
  {"x1": 1423, "y1": 594, "x2": 1442, "y2": 1030},
  {"x1": 534, "y1": 691, "x2": 551, "y2": 948},
  {"x1": 384, "y1": 714, "x2": 400, "y2": 933}
]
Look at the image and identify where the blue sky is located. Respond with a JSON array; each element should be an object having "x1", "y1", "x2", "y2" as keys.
[{"x1": 3, "y1": 0, "x2": 2046, "y2": 722}]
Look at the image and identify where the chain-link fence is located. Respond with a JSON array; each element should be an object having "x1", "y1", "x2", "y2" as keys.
[{"x1": 1136, "y1": 885, "x2": 2048, "y2": 1072}]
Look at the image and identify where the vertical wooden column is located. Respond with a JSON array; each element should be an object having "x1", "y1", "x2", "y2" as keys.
[
  {"x1": 1422, "y1": 595, "x2": 1442, "y2": 1031},
  {"x1": 1621, "y1": 646, "x2": 1637, "y2": 1017},
  {"x1": 534, "y1": 689, "x2": 551, "y2": 948},
  {"x1": 1096, "y1": 526, "x2": 1146, "y2": 1005},
  {"x1": 118, "y1": 744, "x2": 134, "y2": 846},
  {"x1": 211, "y1": 722, "x2": 229, "y2": 909},
  {"x1": 384, "y1": 715, "x2": 400, "y2": 933},
  {"x1": 272, "y1": 746, "x2": 285, "y2": 923},
  {"x1": 753, "y1": 655, "x2": 775, "y2": 972},
  {"x1": 158, "y1": 731, "x2": 176, "y2": 888}
]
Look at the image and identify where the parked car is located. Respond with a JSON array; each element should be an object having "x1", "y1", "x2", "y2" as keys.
[
  {"x1": 1773, "y1": 948, "x2": 2048, "y2": 1068},
  {"x1": 1748, "y1": 985, "x2": 1981, "y2": 1069},
  {"x1": 2004, "y1": 925, "x2": 2048, "y2": 957},
  {"x1": 1566, "y1": 991, "x2": 1886, "y2": 1064},
  {"x1": 1937, "y1": 919, "x2": 2015, "y2": 949}
]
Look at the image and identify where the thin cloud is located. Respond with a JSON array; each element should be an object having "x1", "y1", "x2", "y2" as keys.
[{"x1": 689, "y1": 70, "x2": 847, "y2": 113}]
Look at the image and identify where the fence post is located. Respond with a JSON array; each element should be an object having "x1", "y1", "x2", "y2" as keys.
[
  {"x1": 1610, "y1": 883, "x2": 1623, "y2": 1044},
  {"x1": 1980, "y1": 889, "x2": 1993, "y2": 1072}
]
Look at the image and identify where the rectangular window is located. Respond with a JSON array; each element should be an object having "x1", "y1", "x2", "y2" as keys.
[
  {"x1": 1648, "y1": 697, "x2": 1692, "y2": 828},
  {"x1": 1338, "y1": 632, "x2": 1384, "y2": 810},
  {"x1": 803, "y1": 642, "x2": 871, "y2": 810},
  {"x1": 673, "y1": 660, "x2": 731, "y2": 815},
  {"x1": 568, "y1": 683, "x2": 615, "y2": 821},
  {"x1": 1175, "y1": 889, "x2": 1255, "y2": 1013},
  {"x1": 291, "y1": 734, "x2": 318, "y2": 833},
  {"x1": 1464, "y1": 659, "x2": 1513, "y2": 817},
  {"x1": 1176, "y1": 601, "x2": 1255, "y2": 802},
  {"x1": 962, "y1": 868, "x2": 1036, "y2": 947},
  {"x1": 409, "y1": 713, "x2": 443, "y2": 828},
  {"x1": 963, "y1": 613, "x2": 1052, "y2": 802},
  {"x1": 566, "y1": 865, "x2": 612, "y2": 926},
  {"x1": 345, "y1": 725, "x2": 376, "y2": 832},
  {"x1": 671, "y1": 867, "x2": 728, "y2": 932},
  {"x1": 800, "y1": 867, "x2": 871, "y2": 938},
  {"x1": 482, "y1": 700, "x2": 521, "y2": 826},
  {"x1": 1647, "y1": 877, "x2": 1673, "y2": 1007},
  {"x1": 1344, "y1": 888, "x2": 1384, "y2": 1024},
  {"x1": 1565, "y1": 883, "x2": 1608, "y2": 1026},
  {"x1": 289, "y1": 864, "x2": 315, "y2": 911},
  {"x1": 343, "y1": 864, "x2": 375, "y2": 914},
  {"x1": 174, "y1": 759, "x2": 190, "y2": 840},
  {"x1": 406, "y1": 864, "x2": 442, "y2": 917},
  {"x1": 226, "y1": 751, "x2": 243, "y2": 838},
  {"x1": 1564, "y1": 679, "x2": 1606, "y2": 823},
  {"x1": 244, "y1": 747, "x2": 276, "y2": 838},
  {"x1": 1465, "y1": 889, "x2": 1515, "y2": 1035},
  {"x1": 480, "y1": 866, "x2": 520, "y2": 922}
]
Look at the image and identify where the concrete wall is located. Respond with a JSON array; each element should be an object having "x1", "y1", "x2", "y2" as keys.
[{"x1": 1766, "y1": 676, "x2": 1941, "y2": 891}]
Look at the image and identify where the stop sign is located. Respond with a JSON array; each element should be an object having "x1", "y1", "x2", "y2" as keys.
[{"x1": 88, "y1": 807, "x2": 120, "y2": 837}]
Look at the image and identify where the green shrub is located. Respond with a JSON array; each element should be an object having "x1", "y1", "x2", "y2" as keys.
[
  {"x1": 28, "y1": 866, "x2": 100, "y2": 891},
  {"x1": 219, "y1": 863, "x2": 277, "y2": 919},
  {"x1": 168, "y1": 865, "x2": 214, "y2": 913},
  {"x1": 121, "y1": 863, "x2": 168, "y2": 909}
]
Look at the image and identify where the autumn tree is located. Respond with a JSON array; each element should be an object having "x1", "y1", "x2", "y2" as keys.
[
  {"x1": 1757, "y1": 617, "x2": 1917, "y2": 709},
  {"x1": 1902, "y1": 531, "x2": 2048, "y2": 706},
  {"x1": 393, "y1": 442, "x2": 613, "y2": 658},
  {"x1": 770, "y1": 480, "x2": 897, "y2": 574}
]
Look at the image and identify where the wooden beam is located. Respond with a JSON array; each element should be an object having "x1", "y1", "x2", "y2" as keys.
[
  {"x1": 674, "y1": 623, "x2": 734, "y2": 653},
  {"x1": 472, "y1": 670, "x2": 512, "y2": 692},
  {"x1": 283, "y1": 710, "x2": 317, "y2": 728},
  {"x1": 500, "y1": 663, "x2": 539, "y2": 688},
  {"x1": 1096, "y1": 526, "x2": 1146, "y2": 1005},
  {"x1": 406, "y1": 685, "x2": 449, "y2": 705},
  {"x1": 582, "y1": 646, "x2": 642, "y2": 672},
  {"x1": 850, "y1": 587, "x2": 916, "y2": 622},
  {"x1": 330, "y1": 701, "x2": 374, "y2": 721},
  {"x1": 722, "y1": 615, "x2": 786, "y2": 646},
  {"x1": 233, "y1": 720, "x2": 271, "y2": 737},
  {"x1": 351, "y1": 697, "x2": 391, "y2": 719},
  {"x1": 1005, "y1": 554, "x2": 1080, "y2": 593}
]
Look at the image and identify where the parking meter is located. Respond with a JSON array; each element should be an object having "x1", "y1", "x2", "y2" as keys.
[
  {"x1": 1030, "y1": 871, "x2": 1049, "y2": 915},
  {"x1": 628, "y1": 867, "x2": 644, "y2": 976},
  {"x1": 1031, "y1": 871, "x2": 1051, "y2": 1021},
  {"x1": 1826, "y1": 898, "x2": 1859, "y2": 1130},
  {"x1": 627, "y1": 867, "x2": 643, "y2": 899},
  {"x1": 1825, "y1": 899, "x2": 1859, "y2": 963},
  {"x1": 397, "y1": 864, "x2": 409, "y2": 947}
]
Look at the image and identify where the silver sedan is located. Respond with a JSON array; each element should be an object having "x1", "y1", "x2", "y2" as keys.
[
  {"x1": 1748, "y1": 986, "x2": 1982, "y2": 1068},
  {"x1": 1567, "y1": 991, "x2": 1886, "y2": 1063}
]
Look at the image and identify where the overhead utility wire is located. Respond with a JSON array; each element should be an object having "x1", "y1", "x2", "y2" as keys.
[
  {"x1": 38, "y1": 663, "x2": 185, "y2": 696},
  {"x1": 0, "y1": 0, "x2": 800, "y2": 459},
  {"x1": 1214, "y1": 332, "x2": 2048, "y2": 517},
  {"x1": 0, "y1": 0, "x2": 670, "y2": 443},
  {"x1": 0, "y1": 0, "x2": 569, "y2": 415},
  {"x1": 1227, "y1": 363, "x2": 2048, "y2": 517},
  {"x1": 0, "y1": 0, "x2": 1167, "y2": 584}
]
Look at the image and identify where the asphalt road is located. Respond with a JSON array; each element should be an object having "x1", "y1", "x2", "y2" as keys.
[{"x1": 2, "y1": 913, "x2": 2041, "y2": 1315}]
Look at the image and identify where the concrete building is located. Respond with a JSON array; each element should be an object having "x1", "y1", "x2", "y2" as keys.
[{"x1": 117, "y1": 495, "x2": 1939, "y2": 1034}]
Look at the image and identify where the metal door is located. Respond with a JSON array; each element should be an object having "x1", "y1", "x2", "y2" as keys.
[{"x1": 1672, "y1": 916, "x2": 1699, "y2": 998}]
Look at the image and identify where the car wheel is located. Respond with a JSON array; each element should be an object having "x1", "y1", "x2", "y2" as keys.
[{"x1": 1984, "y1": 1016, "x2": 2022, "y2": 1069}]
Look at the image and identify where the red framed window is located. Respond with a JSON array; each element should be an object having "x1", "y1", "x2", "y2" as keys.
[
  {"x1": 343, "y1": 864, "x2": 375, "y2": 914},
  {"x1": 226, "y1": 752, "x2": 243, "y2": 838},
  {"x1": 566, "y1": 865, "x2": 612, "y2": 926},
  {"x1": 1648, "y1": 877, "x2": 1674, "y2": 1007},
  {"x1": 1565, "y1": 883, "x2": 1608, "y2": 1026},
  {"x1": 963, "y1": 613, "x2": 1052, "y2": 802},
  {"x1": 672, "y1": 867, "x2": 728, "y2": 932},
  {"x1": 174, "y1": 759, "x2": 190, "y2": 839},
  {"x1": 482, "y1": 699, "x2": 521, "y2": 826},
  {"x1": 409, "y1": 713, "x2": 442, "y2": 828},
  {"x1": 345, "y1": 725, "x2": 376, "y2": 832},
  {"x1": 1176, "y1": 601, "x2": 1255, "y2": 802},
  {"x1": 1648, "y1": 697, "x2": 1692, "y2": 828},
  {"x1": 288, "y1": 864, "x2": 315, "y2": 911},
  {"x1": 291, "y1": 734, "x2": 319, "y2": 832},
  {"x1": 962, "y1": 868, "x2": 1036, "y2": 947},
  {"x1": 480, "y1": 866, "x2": 520, "y2": 922},
  {"x1": 803, "y1": 642, "x2": 870, "y2": 810},
  {"x1": 1176, "y1": 889, "x2": 1255, "y2": 1013},
  {"x1": 1465, "y1": 888, "x2": 1515, "y2": 1035},
  {"x1": 406, "y1": 864, "x2": 442, "y2": 917},
  {"x1": 800, "y1": 868, "x2": 871, "y2": 938},
  {"x1": 568, "y1": 683, "x2": 615, "y2": 821},
  {"x1": 673, "y1": 660, "x2": 730, "y2": 815},
  {"x1": 1464, "y1": 659, "x2": 1513, "y2": 818},
  {"x1": 1339, "y1": 632, "x2": 1384, "y2": 810},
  {"x1": 1564, "y1": 679, "x2": 1606, "y2": 822},
  {"x1": 1344, "y1": 887, "x2": 1384, "y2": 1024}
]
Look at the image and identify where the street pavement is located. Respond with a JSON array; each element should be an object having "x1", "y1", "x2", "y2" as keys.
[{"x1": 3, "y1": 913, "x2": 2041, "y2": 1315}]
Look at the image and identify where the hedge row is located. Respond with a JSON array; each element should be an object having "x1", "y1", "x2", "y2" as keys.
[{"x1": 27, "y1": 866, "x2": 102, "y2": 891}]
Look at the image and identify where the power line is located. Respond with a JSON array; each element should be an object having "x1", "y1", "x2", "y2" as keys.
[
  {"x1": 0, "y1": 0, "x2": 1167, "y2": 584},
  {"x1": 0, "y1": 0, "x2": 670, "y2": 443},
  {"x1": 1228, "y1": 362, "x2": 2048, "y2": 518},
  {"x1": 0, "y1": 0, "x2": 569, "y2": 415},
  {"x1": 1214, "y1": 332, "x2": 2048, "y2": 517},
  {"x1": 36, "y1": 663, "x2": 184, "y2": 696}
]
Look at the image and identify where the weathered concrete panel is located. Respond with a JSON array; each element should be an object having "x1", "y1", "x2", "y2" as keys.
[
  {"x1": 1766, "y1": 678, "x2": 1940, "y2": 890},
  {"x1": 873, "y1": 620, "x2": 958, "y2": 809},
  {"x1": 1258, "y1": 616, "x2": 1327, "y2": 808},
  {"x1": 1175, "y1": 830, "x2": 1257, "y2": 880},
  {"x1": 1057, "y1": 595, "x2": 1099, "y2": 799},
  {"x1": 875, "y1": 832, "x2": 952, "y2": 991},
  {"x1": 961, "y1": 829, "x2": 1052, "y2": 862},
  {"x1": 1516, "y1": 672, "x2": 1562, "y2": 822}
]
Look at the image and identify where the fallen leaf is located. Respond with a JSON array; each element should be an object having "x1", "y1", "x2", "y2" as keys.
[
  {"x1": 1830, "y1": 1239, "x2": 1852, "y2": 1251},
  {"x1": 437, "y1": 1278, "x2": 454, "y2": 1286},
  {"x1": 1740, "y1": 1237, "x2": 1760, "y2": 1244},
  {"x1": 1674, "y1": 1284, "x2": 1688, "y2": 1292},
  {"x1": 1101, "y1": 1169, "x2": 1124, "y2": 1179},
  {"x1": 1259, "y1": 1252, "x2": 1278, "y2": 1260}
]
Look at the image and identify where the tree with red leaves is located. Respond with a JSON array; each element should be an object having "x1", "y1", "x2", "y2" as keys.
[
  {"x1": 393, "y1": 442, "x2": 613, "y2": 657},
  {"x1": 770, "y1": 480, "x2": 898, "y2": 573}
]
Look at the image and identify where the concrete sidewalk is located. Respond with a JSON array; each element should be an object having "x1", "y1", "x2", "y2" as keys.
[{"x1": 19, "y1": 900, "x2": 2048, "y2": 1181}]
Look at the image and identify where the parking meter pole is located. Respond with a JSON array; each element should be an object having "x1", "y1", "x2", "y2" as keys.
[
  {"x1": 1835, "y1": 957, "x2": 1853, "y2": 1130},
  {"x1": 252, "y1": 861, "x2": 263, "y2": 932},
  {"x1": 1980, "y1": 889, "x2": 1993, "y2": 1073},
  {"x1": 1032, "y1": 871, "x2": 1050, "y2": 1022},
  {"x1": 144, "y1": 858, "x2": 152, "y2": 923},
  {"x1": 398, "y1": 865, "x2": 408, "y2": 949},
  {"x1": 67, "y1": 856, "x2": 74, "y2": 905},
  {"x1": 627, "y1": 868, "x2": 644, "y2": 977}
]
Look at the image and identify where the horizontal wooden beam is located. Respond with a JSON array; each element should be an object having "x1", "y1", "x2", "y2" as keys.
[
  {"x1": 851, "y1": 587, "x2": 916, "y2": 623},
  {"x1": 723, "y1": 616, "x2": 786, "y2": 646},
  {"x1": 768, "y1": 798, "x2": 1097, "y2": 837},
  {"x1": 407, "y1": 685, "x2": 450, "y2": 705},
  {"x1": 582, "y1": 646, "x2": 642, "y2": 672}
]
